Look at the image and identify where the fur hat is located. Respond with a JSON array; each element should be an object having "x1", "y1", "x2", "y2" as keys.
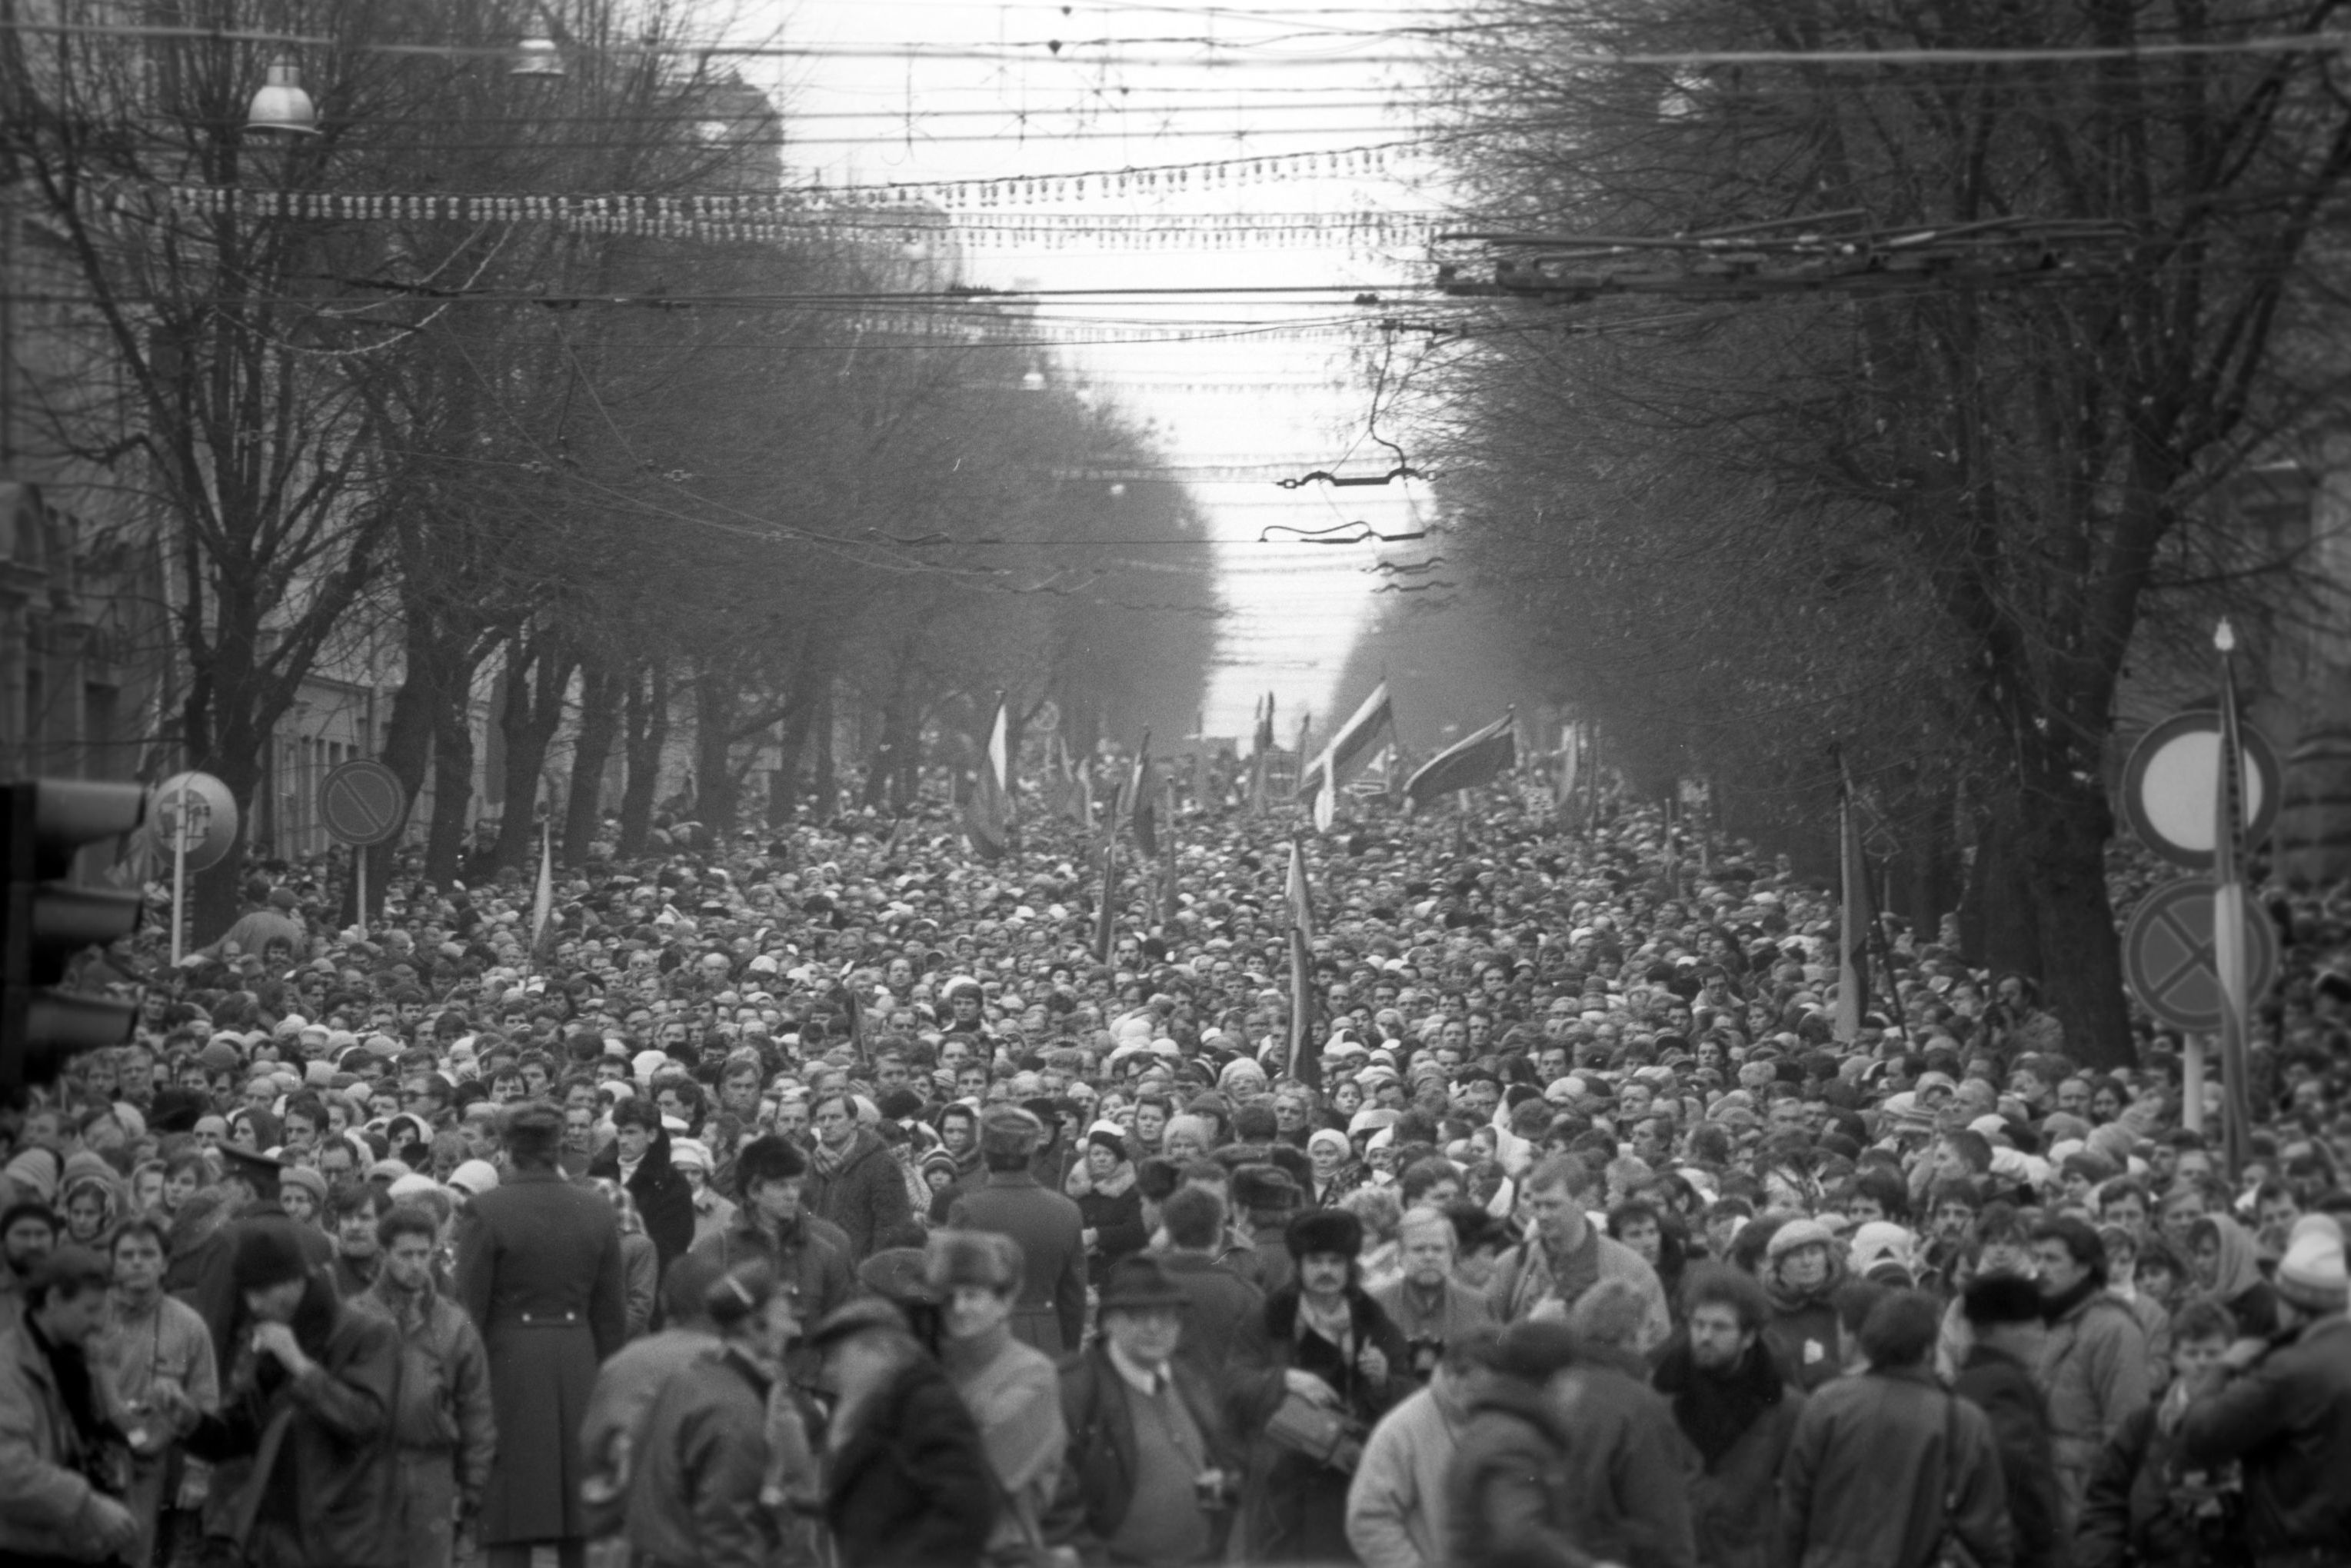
[
  {"x1": 1961, "y1": 1273, "x2": 2046, "y2": 1327},
  {"x1": 732, "y1": 1134, "x2": 807, "y2": 1199},
  {"x1": 2275, "y1": 1216, "x2": 2348, "y2": 1313},
  {"x1": 1286, "y1": 1207, "x2": 1364, "y2": 1261},
  {"x1": 980, "y1": 1107, "x2": 1044, "y2": 1163},
  {"x1": 1232, "y1": 1164, "x2": 1300, "y2": 1219},
  {"x1": 231, "y1": 1219, "x2": 313, "y2": 1293},
  {"x1": 924, "y1": 1229, "x2": 1024, "y2": 1297}
]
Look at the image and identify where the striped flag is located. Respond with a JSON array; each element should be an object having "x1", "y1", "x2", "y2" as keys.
[
  {"x1": 1833, "y1": 759, "x2": 1871, "y2": 1043},
  {"x1": 1130, "y1": 731, "x2": 1158, "y2": 859},
  {"x1": 1295, "y1": 681, "x2": 1393, "y2": 809},
  {"x1": 2213, "y1": 621, "x2": 2254, "y2": 1173},
  {"x1": 963, "y1": 694, "x2": 1011, "y2": 862},
  {"x1": 1093, "y1": 836, "x2": 1119, "y2": 964},
  {"x1": 1404, "y1": 711, "x2": 1517, "y2": 807},
  {"x1": 1287, "y1": 840, "x2": 1318, "y2": 1088}
]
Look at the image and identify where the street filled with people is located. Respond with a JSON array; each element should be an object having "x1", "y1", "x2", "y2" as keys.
[{"x1": 2, "y1": 782, "x2": 2349, "y2": 1568}]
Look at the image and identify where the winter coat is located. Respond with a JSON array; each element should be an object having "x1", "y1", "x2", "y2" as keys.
[
  {"x1": 1548, "y1": 1347, "x2": 1701, "y2": 1568},
  {"x1": 0, "y1": 1321, "x2": 129, "y2": 1563},
  {"x1": 824, "y1": 1356, "x2": 996, "y2": 1568},
  {"x1": 1155, "y1": 1247, "x2": 1269, "y2": 1386},
  {"x1": 947, "y1": 1171, "x2": 1088, "y2": 1355},
  {"x1": 620, "y1": 1230, "x2": 659, "y2": 1337},
  {"x1": 188, "y1": 1200, "x2": 335, "y2": 1367},
  {"x1": 1370, "y1": 1275, "x2": 1497, "y2": 1379},
  {"x1": 623, "y1": 1344, "x2": 778, "y2": 1568},
  {"x1": 588, "y1": 1128, "x2": 697, "y2": 1272},
  {"x1": 352, "y1": 1276, "x2": 497, "y2": 1509},
  {"x1": 1345, "y1": 1377, "x2": 1467, "y2": 1568},
  {"x1": 1776, "y1": 1363, "x2": 2013, "y2": 1568},
  {"x1": 1443, "y1": 1377, "x2": 1594, "y2": 1568},
  {"x1": 2177, "y1": 1314, "x2": 2351, "y2": 1553},
  {"x1": 804, "y1": 1127, "x2": 914, "y2": 1262},
  {"x1": 2039, "y1": 1289, "x2": 2150, "y2": 1523},
  {"x1": 1952, "y1": 1344, "x2": 2063, "y2": 1568},
  {"x1": 1488, "y1": 1227, "x2": 1672, "y2": 1349},
  {"x1": 687, "y1": 1213, "x2": 856, "y2": 1330},
  {"x1": 1074, "y1": 1174, "x2": 1147, "y2": 1288},
  {"x1": 2078, "y1": 1402, "x2": 2249, "y2": 1568},
  {"x1": 181, "y1": 1277, "x2": 407, "y2": 1568},
  {"x1": 578, "y1": 1325, "x2": 723, "y2": 1533},
  {"x1": 1052, "y1": 1340, "x2": 1241, "y2": 1563},
  {"x1": 947, "y1": 1332, "x2": 1065, "y2": 1561},
  {"x1": 1653, "y1": 1335, "x2": 1803, "y2": 1568},
  {"x1": 455, "y1": 1164, "x2": 628, "y2": 1545},
  {"x1": 1235, "y1": 1284, "x2": 1413, "y2": 1564},
  {"x1": 1761, "y1": 1291, "x2": 1845, "y2": 1393}
]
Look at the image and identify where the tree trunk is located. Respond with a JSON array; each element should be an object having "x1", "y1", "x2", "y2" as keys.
[
  {"x1": 808, "y1": 680, "x2": 836, "y2": 820},
  {"x1": 618, "y1": 662, "x2": 669, "y2": 857},
  {"x1": 424, "y1": 681, "x2": 478, "y2": 887},
  {"x1": 488, "y1": 633, "x2": 578, "y2": 873},
  {"x1": 2017, "y1": 777, "x2": 2137, "y2": 1071},
  {"x1": 563, "y1": 659, "x2": 624, "y2": 863},
  {"x1": 368, "y1": 611, "x2": 468, "y2": 919},
  {"x1": 692, "y1": 661, "x2": 742, "y2": 838}
]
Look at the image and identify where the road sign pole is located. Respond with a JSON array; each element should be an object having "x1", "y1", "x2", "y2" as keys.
[
  {"x1": 2183, "y1": 1035, "x2": 2206, "y2": 1135},
  {"x1": 169, "y1": 802, "x2": 188, "y2": 966},
  {"x1": 355, "y1": 844, "x2": 367, "y2": 938}
]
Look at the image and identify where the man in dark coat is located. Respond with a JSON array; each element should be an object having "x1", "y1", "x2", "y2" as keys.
[
  {"x1": 1652, "y1": 1264, "x2": 1803, "y2": 1568},
  {"x1": 187, "y1": 1147, "x2": 332, "y2": 1367},
  {"x1": 804, "y1": 1092, "x2": 913, "y2": 1262},
  {"x1": 947, "y1": 1106, "x2": 1087, "y2": 1354},
  {"x1": 1444, "y1": 1319, "x2": 1588, "y2": 1568},
  {"x1": 1155, "y1": 1185, "x2": 1270, "y2": 1385},
  {"x1": 808, "y1": 1297, "x2": 995, "y2": 1568},
  {"x1": 588, "y1": 1098, "x2": 694, "y2": 1273},
  {"x1": 458, "y1": 1100, "x2": 628, "y2": 1568},
  {"x1": 1953, "y1": 1274, "x2": 2063, "y2": 1568},
  {"x1": 165, "y1": 1220, "x2": 406, "y2": 1568},
  {"x1": 685, "y1": 1135, "x2": 855, "y2": 1389}
]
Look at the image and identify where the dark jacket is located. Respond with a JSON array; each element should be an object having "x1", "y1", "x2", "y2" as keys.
[
  {"x1": 2177, "y1": 1314, "x2": 2351, "y2": 1553},
  {"x1": 1052, "y1": 1341, "x2": 1242, "y2": 1560},
  {"x1": 190, "y1": 1200, "x2": 335, "y2": 1367},
  {"x1": 353, "y1": 1275, "x2": 497, "y2": 1509},
  {"x1": 1952, "y1": 1343, "x2": 2063, "y2": 1568},
  {"x1": 1776, "y1": 1363, "x2": 2013, "y2": 1568},
  {"x1": 589, "y1": 1127, "x2": 696, "y2": 1271},
  {"x1": 2079, "y1": 1402, "x2": 2250, "y2": 1568},
  {"x1": 1237, "y1": 1283, "x2": 1413, "y2": 1564},
  {"x1": 804, "y1": 1127, "x2": 914, "y2": 1261},
  {"x1": 0, "y1": 1320, "x2": 128, "y2": 1563},
  {"x1": 1156, "y1": 1249, "x2": 1268, "y2": 1387},
  {"x1": 1653, "y1": 1335, "x2": 1802, "y2": 1568},
  {"x1": 1076, "y1": 1179, "x2": 1148, "y2": 1288},
  {"x1": 456, "y1": 1164, "x2": 628, "y2": 1545},
  {"x1": 1444, "y1": 1377, "x2": 1598, "y2": 1568},
  {"x1": 181, "y1": 1275, "x2": 405, "y2": 1568},
  {"x1": 824, "y1": 1356, "x2": 996, "y2": 1568},
  {"x1": 1549, "y1": 1347, "x2": 1700, "y2": 1568},
  {"x1": 624, "y1": 1345, "x2": 778, "y2": 1568},
  {"x1": 949, "y1": 1170, "x2": 1088, "y2": 1354}
]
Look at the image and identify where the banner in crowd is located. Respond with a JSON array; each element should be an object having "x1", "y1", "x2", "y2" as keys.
[{"x1": 1404, "y1": 711, "x2": 1517, "y2": 807}]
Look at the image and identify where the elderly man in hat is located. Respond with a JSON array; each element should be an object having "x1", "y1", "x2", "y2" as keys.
[
  {"x1": 946, "y1": 1107, "x2": 1087, "y2": 1356},
  {"x1": 1054, "y1": 1253, "x2": 1244, "y2": 1567},
  {"x1": 2177, "y1": 1216, "x2": 2351, "y2": 1560}
]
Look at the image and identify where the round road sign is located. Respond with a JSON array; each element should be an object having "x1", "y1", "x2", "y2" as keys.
[
  {"x1": 2120, "y1": 709, "x2": 2282, "y2": 869},
  {"x1": 2122, "y1": 877, "x2": 2279, "y2": 1032},
  {"x1": 319, "y1": 760, "x2": 408, "y2": 847},
  {"x1": 153, "y1": 771, "x2": 238, "y2": 873}
]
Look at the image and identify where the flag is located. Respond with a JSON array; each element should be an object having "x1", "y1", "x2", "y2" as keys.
[
  {"x1": 1131, "y1": 731, "x2": 1158, "y2": 859},
  {"x1": 1312, "y1": 749, "x2": 1337, "y2": 833},
  {"x1": 963, "y1": 694, "x2": 1011, "y2": 862},
  {"x1": 1404, "y1": 711, "x2": 1517, "y2": 807},
  {"x1": 1287, "y1": 840, "x2": 1319, "y2": 1090},
  {"x1": 531, "y1": 818, "x2": 554, "y2": 953},
  {"x1": 1296, "y1": 681, "x2": 1393, "y2": 807},
  {"x1": 1094, "y1": 836, "x2": 1119, "y2": 964},
  {"x1": 1833, "y1": 759, "x2": 1871, "y2": 1043},
  {"x1": 1558, "y1": 722, "x2": 1580, "y2": 820},
  {"x1": 2213, "y1": 620, "x2": 2254, "y2": 1173}
]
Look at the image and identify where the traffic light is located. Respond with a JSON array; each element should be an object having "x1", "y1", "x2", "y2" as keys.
[{"x1": 1, "y1": 779, "x2": 146, "y2": 1091}]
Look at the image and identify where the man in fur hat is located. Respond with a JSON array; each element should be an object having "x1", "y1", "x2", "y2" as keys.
[{"x1": 947, "y1": 1108, "x2": 1086, "y2": 1354}]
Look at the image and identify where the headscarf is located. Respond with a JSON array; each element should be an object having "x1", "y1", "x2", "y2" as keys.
[{"x1": 2191, "y1": 1213, "x2": 2263, "y2": 1305}]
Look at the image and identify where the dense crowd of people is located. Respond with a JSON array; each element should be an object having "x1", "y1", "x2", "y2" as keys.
[{"x1": 2, "y1": 783, "x2": 2349, "y2": 1568}]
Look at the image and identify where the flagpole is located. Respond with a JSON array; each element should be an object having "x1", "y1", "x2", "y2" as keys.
[{"x1": 2213, "y1": 618, "x2": 2253, "y2": 1176}]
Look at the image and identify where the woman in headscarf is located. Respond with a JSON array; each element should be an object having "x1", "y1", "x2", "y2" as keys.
[
  {"x1": 58, "y1": 1157, "x2": 123, "y2": 1247},
  {"x1": 1068, "y1": 1124, "x2": 1147, "y2": 1288},
  {"x1": 1306, "y1": 1128, "x2": 1362, "y2": 1209},
  {"x1": 2187, "y1": 1212, "x2": 2282, "y2": 1340}
]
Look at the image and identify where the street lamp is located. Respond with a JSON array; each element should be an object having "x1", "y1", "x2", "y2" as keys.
[
  {"x1": 245, "y1": 58, "x2": 320, "y2": 136},
  {"x1": 511, "y1": 17, "x2": 565, "y2": 78}
]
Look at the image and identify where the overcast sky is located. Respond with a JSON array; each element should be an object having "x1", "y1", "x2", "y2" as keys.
[{"x1": 735, "y1": 0, "x2": 1446, "y2": 742}]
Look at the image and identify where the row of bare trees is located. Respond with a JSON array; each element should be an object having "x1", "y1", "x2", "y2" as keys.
[
  {"x1": 1425, "y1": 0, "x2": 2351, "y2": 1067},
  {"x1": 3, "y1": 0, "x2": 1217, "y2": 937}
]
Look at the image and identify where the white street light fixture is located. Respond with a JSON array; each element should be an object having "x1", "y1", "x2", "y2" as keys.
[
  {"x1": 510, "y1": 26, "x2": 564, "y2": 78},
  {"x1": 245, "y1": 58, "x2": 320, "y2": 136}
]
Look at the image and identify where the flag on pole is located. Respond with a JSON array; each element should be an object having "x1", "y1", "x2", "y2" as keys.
[
  {"x1": 1558, "y1": 722, "x2": 1580, "y2": 821},
  {"x1": 1833, "y1": 758, "x2": 1871, "y2": 1043},
  {"x1": 2213, "y1": 620, "x2": 2254, "y2": 1174},
  {"x1": 1094, "y1": 836, "x2": 1119, "y2": 964},
  {"x1": 1251, "y1": 694, "x2": 1274, "y2": 814},
  {"x1": 1295, "y1": 681, "x2": 1393, "y2": 808},
  {"x1": 1131, "y1": 731, "x2": 1158, "y2": 859},
  {"x1": 1404, "y1": 711, "x2": 1518, "y2": 807},
  {"x1": 1287, "y1": 840, "x2": 1319, "y2": 1089},
  {"x1": 1312, "y1": 750, "x2": 1337, "y2": 833},
  {"x1": 963, "y1": 694, "x2": 1011, "y2": 862},
  {"x1": 531, "y1": 817, "x2": 554, "y2": 953}
]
